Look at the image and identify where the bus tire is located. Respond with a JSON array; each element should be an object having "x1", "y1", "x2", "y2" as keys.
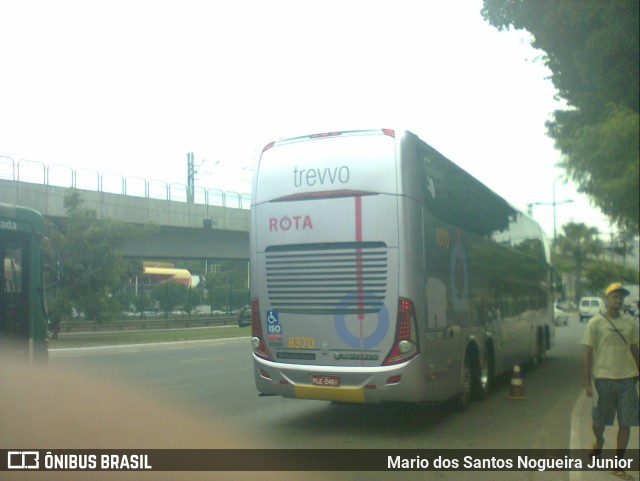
[
  {"x1": 453, "y1": 361, "x2": 472, "y2": 413},
  {"x1": 473, "y1": 344, "x2": 495, "y2": 400},
  {"x1": 533, "y1": 330, "x2": 545, "y2": 365}
]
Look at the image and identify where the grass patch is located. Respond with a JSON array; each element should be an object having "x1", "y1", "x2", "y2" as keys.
[{"x1": 50, "y1": 326, "x2": 251, "y2": 349}]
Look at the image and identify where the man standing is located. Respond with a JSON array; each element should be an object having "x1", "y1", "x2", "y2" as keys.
[{"x1": 582, "y1": 282, "x2": 639, "y2": 461}]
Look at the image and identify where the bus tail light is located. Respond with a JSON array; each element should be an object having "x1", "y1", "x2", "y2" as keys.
[
  {"x1": 383, "y1": 298, "x2": 419, "y2": 365},
  {"x1": 262, "y1": 141, "x2": 276, "y2": 153},
  {"x1": 251, "y1": 298, "x2": 273, "y2": 360}
]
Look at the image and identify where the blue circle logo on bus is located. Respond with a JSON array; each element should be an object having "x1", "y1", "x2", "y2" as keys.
[
  {"x1": 449, "y1": 231, "x2": 469, "y2": 312},
  {"x1": 334, "y1": 293, "x2": 389, "y2": 348}
]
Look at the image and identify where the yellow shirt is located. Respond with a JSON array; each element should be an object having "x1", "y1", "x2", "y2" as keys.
[{"x1": 581, "y1": 313, "x2": 639, "y2": 380}]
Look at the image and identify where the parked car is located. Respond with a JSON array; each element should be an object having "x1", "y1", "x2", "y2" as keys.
[
  {"x1": 237, "y1": 305, "x2": 251, "y2": 327},
  {"x1": 554, "y1": 304, "x2": 569, "y2": 326},
  {"x1": 623, "y1": 299, "x2": 639, "y2": 319},
  {"x1": 578, "y1": 297, "x2": 605, "y2": 323}
]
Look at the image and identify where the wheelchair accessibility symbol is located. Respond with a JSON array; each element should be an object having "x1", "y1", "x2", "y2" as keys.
[{"x1": 266, "y1": 310, "x2": 282, "y2": 340}]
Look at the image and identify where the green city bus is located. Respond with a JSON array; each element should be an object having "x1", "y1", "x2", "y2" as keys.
[{"x1": 0, "y1": 203, "x2": 49, "y2": 361}]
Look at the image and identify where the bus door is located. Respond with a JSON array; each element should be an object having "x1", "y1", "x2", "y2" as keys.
[
  {"x1": 423, "y1": 224, "x2": 467, "y2": 400},
  {"x1": 0, "y1": 233, "x2": 30, "y2": 345}
]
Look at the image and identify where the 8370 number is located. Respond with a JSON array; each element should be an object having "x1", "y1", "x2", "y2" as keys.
[{"x1": 287, "y1": 336, "x2": 315, "y2": 349}]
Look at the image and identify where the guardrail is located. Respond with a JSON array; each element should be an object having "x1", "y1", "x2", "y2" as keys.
[
  {"x1": 0, "y1": 155, "x2": 252, "y2": 209},
  {"x1": 58, "y1": 316, "x2": 239, "y2": 335}
]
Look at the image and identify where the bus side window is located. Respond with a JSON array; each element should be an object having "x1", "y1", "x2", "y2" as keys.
[
  {"x1": 1, "y1": 245, "x2": 26, "y2": 337},
  {"x1": 425, "y1": 277, "x2": 447, "y2": 330},
  {"x1": 4, "y1": 247, "x2": 23, "y2": 293}
]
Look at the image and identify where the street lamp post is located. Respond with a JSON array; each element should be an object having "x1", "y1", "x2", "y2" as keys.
[{"x1": 527, "y1": 177, "x2": 574, "y2": 269}]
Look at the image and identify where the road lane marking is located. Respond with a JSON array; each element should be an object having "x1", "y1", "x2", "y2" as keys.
[
  {"x1": 179, "y1": 357, "x2": 223, "y2": 363},
  {"x1": 50, "y1": 337, "x2": 250, "y2": 356}
]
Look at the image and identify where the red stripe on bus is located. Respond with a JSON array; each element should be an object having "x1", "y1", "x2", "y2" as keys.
[{"x1": 355, "y1": 196, "x2": 365, "y2": 346}]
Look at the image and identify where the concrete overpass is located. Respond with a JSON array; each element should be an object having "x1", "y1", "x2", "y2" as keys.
[{"x1": 0, "y1": 157, "x2": 250, "y2": 260}]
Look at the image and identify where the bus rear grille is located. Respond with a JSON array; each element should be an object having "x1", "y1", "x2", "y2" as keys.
[{"x1": 265, "y1": 242, "x2": 388, "y2": 315}]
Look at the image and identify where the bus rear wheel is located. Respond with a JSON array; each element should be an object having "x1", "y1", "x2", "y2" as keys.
[
  {"x1": 453, "y1": 362, "x2": 472, "y2": 413},
  {"x1": 472, "y1": 348, "x2": 494, "y2": 400},
  {"x1": 533, "y1": 331, "x2": 545, "y2": 366}
]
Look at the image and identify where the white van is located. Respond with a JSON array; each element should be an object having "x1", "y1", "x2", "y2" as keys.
[{"x1": 578, "y1": 297, "x2": 605, "y2": 322}]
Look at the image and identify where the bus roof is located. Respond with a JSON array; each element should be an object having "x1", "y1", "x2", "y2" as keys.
[
  {"x1": 262, "y1": 128, "x2": 396, "y2": 153},
  {"x1": 0, "y1": 203, "x2": 44, "y2": 234}
]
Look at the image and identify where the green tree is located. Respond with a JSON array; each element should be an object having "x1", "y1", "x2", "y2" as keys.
[
  {"x1": 555, "y1": 222, "x2": 603, "y2": 300},
  {"x1": 611, "y1": 227, "x2": 638, "y2": 265},
  {"x1": 44, "y1": 190, "x2": 142, "y2": 322},
  {"x1": 481, "y1": 0, "x2": 640, "y2": 230},
  {"x1": 151, "y1": 281, "x2": 188, "y2": 314},
  {"x1": 555, "y1": 106, "x2": 639, "y2": 229},
  {"x1": 206, "y1": 260, "x2": 249, "y2": 311},
  {"x1": 584, "y1": 260, "x2": 639, "y2": 295}
]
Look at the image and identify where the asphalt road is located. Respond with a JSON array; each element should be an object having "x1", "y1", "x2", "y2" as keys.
[
  {"x1": 36, "y1": 314, "x2": 619, "y2": 480},
  {"x1": 52, "y1": 322, "x2": 583, "y2": 451}
]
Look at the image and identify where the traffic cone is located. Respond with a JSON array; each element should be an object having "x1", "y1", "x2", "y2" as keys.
[{"x1": 506, "y1": 364, "x2": 526, "y2": 400}]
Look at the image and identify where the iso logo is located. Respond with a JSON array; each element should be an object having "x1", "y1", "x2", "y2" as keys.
[
  {"x1": 266, "y1": 310, "x2": 282, "y2": 340},
  {"x1": 8, "y1": 451, "x2": 39, "y2": 469}
]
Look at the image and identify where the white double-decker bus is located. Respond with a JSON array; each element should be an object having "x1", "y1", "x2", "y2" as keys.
[{"x1": 249, "y1": 129, "x2": 553, "y2": 409}]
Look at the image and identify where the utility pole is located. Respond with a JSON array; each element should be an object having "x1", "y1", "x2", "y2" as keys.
[{"x1": 187, "y1": 152, "x2": 195, "y2": 203}]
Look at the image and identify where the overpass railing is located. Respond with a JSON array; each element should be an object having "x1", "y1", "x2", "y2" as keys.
[{"x1": 0, "y1": 155, "x2": 252, "y2": 210}]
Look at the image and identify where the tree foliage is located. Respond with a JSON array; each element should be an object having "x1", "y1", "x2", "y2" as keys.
[
  {"x1": 555, "y1": 222, "x2": 603, "y2": 299},
  {"x1": 584, "y1": 260, "x2": 639, "y2": 296},
  {"x1": 556, "y1": 106, "x2": 639, "y2": 229},
  {"x1": 151, "y1": 281, "x2": 189, "y2": 314},
  {"x1": 203, "y1": 260, "x2": 250, "y2": 312},
  {"x1": 481, "y1": 0, "x2": 639, "y2": 230},
  {"x1": 44, "y1": 190, "x2": 143, "y2": 322}
]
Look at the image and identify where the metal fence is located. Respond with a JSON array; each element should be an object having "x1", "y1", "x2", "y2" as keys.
[{"x1": 0, "y1": 155, "x2": 252, "y2": 210}]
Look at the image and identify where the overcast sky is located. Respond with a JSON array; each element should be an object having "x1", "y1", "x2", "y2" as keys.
[{"x1": 0, "y1": 0, "x2": 616, "y2": 240}]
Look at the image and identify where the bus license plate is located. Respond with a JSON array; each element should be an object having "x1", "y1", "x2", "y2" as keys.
[{"x1": 311, "y1": 375, "x2": 340, "y2": 387}]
